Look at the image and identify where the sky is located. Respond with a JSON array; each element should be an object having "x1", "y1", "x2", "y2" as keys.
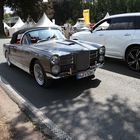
[{"x1": 4, "y1": 7, "x2": 13, "y2": 14}]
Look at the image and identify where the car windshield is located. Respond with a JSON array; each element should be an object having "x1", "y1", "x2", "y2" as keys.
[{"x1": 26, "y1": 28, "x2": 65, "y2": 44}]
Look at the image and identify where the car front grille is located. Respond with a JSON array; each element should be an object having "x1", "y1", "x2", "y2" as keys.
[
  {"x1": 76, "y1": 51, "x2": 90, "y2": 71},
  {"x1": 90, "y1": 50, "x2": 98, "y2": 66},
  {"x1": 60, "y1": 55, "x2": 75, "y2": 72},
  {"x1": 60, "y1": 50, "x2": 98, "y2": 73}
]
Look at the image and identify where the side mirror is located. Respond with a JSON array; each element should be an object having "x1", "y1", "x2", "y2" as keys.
[
  {"x1": 95, "y1": 26, "x2": 104, "y2": 31},
  {"x1": 89, "y1": 28, "x2": 93, "y2": 33}
]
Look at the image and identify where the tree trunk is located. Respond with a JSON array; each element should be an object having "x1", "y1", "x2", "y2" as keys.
[{"x1": 0, "y1": 1, "x2": 5, "y2": 37}]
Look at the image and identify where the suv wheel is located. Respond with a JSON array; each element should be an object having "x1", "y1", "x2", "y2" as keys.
[{"x1": 126, "y1": 47, "x2": 140, "y2": 71}]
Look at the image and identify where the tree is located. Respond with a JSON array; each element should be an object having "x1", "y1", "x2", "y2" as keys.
[
  {"x1": 6, "y1": 0, "x2": 44, "y2": 22},
  {"x1": 45, "y1": 0, "x2": 55, "y2": 19},
  {"x1": 0, "y1": 0, "x2": 6, "y2": 37},
  {"x1": 53, "y1": 0, "x2": 82, "y2": 25}
]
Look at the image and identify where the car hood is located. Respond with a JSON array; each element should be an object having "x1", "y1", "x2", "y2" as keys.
[{"x1": 32, "y1": 39, "x2": 101, "y2": 56}]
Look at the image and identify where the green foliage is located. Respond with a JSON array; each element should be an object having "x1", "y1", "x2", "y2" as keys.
[
  {"x1": 1, "y1": 0, "x2": 140, "y2": 36},
  {"x1": 5, "y1": 0, "x2": 43, "y2": 22},
  {"x1": 4, "y1": 13, "x2": 12, "y2": 22},
  {"x1": 5, "y1": 0, "x2": 54, "y2": 22},
  {"x1": 0, "y1": 1, "x2": 5, "y2": 37},
  {"x1": 91, "y1": 0, "x2": 140, "y2": 22},
  {"x1": 53, "y1": 0, "x2": 83, "y2": 25}
]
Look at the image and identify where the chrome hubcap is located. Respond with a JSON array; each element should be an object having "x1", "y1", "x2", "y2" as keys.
[
  {"x1": 127, "y1": 49, "x2": 140, "y2": 71},
  {"x1": 34, "y1": 64, "x2": 44, "y2": 85}
]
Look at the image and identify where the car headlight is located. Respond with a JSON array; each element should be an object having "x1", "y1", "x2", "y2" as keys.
[
  {"x1": 99, "y1": 55, "x2": 104, "y2": 62},
  {"x1": 50, "y1": 55, "x2": 60, "y2": 65},
  {"x1": 52, "y1": 65, "x2": 60, "y2": 75},
  {"x1": 99, "y1": 47, "x2": 105, "y2": 54}
]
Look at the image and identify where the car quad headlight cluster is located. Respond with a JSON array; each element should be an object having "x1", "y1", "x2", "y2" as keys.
[
  {"x1": 50, "y1": 55, "x2": 60, "y2": 65},
  {"x1": 99, "y1": 55, "x2": 104, "y2": 62},
  {"x1": 99, "y1": 47, "x2": 105, "y2": 54},
  {"x1": 51, "y1": 55, "x2": 60, "y2": 75},
  {"x1": 52, "y1": 65, "x2": 60, "y2": 75}
]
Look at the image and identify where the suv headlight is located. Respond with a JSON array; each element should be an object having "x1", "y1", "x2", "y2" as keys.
[
  {"x1": 50, "y1": 55, "x2": 60, "y2": 65},
  {"x1": 99, "y1": 47, "x2": 105, "y2": 54},
  {"x1": 52, "y1": 65, "x2": 60, "y2": 75}
]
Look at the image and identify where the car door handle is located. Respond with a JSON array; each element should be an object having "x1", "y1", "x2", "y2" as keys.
[
  {"x1": 124, "y1": 33, "x2": 131, "y2": 36},
  {"x1": 99, "y1": 34, "x2": 104, "y2": 36}
]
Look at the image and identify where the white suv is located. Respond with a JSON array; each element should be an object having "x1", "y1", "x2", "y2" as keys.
[{"x1": 71, "y1": 13, "x2": 140, "y2": 71}]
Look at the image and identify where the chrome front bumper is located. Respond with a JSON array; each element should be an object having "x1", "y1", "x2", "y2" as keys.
[{"x1": 46, "y1": 63, "x2": 104, "y2": 79}]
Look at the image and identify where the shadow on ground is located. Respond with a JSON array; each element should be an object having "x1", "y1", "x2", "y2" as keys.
[
  {"x1": 8, "y1": 111, "x2": 45, "y2": 140},
  {"x1": 0, "y1": 63, "x2": 140, "y2": 140},
  {"x1": 41, "y1": 93, "x2": 140, "y2": 140},
  {"x1": 0, "y1": 63, "x2": 101, "y2": 108},
  {"x1": 102, "y1": 57, "x2": 140, "y2": 79}
]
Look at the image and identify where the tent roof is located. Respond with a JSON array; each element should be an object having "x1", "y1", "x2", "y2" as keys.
[
  {"x1": 20, "y1": 21, "x2": 36, "y2": 29},
  {"x1": 104, "y1": 12, "x2": 110, "y2": 19},
  {"x1": 73, "y1": 21, "x2": 85, "y2": 28},
  {"x1": 12, "y1": 17, "x2": 24, "y2": 28},
  {"x1": 35, "y1": 13, "x2": 57, "y2": 27},
  {"x1": 3, "y1": 22, "x2": 10, "y2": 29}
]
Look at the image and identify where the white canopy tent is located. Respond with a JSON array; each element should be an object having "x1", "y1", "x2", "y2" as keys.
[
  {"x1": 35, "y1": 13, "x2": 59, "y2": 28},
  {"x1": 9, "y1": 17, "x2": 24, "y2": 37},
  {"x1": 3, "y1": 22, "x2": 11, "y2": 36},
  {"x1": 73, "y1": 18, "x2": 85, "y2": 29},
  {"x1": 3, "y1": 22, "x2": 10, "y2": 29},
  {"x1": 104, "y1": 12, "x2": 110, "y2": 19},
  {"x1": 20, "y1": 21, "x2": 36, "y2": 30}
]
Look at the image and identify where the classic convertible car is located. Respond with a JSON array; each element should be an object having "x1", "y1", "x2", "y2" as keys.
[{"x1": 3, "y1": 27, "x2": 105, "y2": 87}]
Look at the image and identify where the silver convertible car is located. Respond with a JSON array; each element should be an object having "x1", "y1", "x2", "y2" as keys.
[{"x1": 3, "y1": 27, "x2": 105, "y2": 87}]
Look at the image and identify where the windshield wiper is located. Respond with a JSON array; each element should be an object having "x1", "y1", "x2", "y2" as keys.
[{"x1": 49, "y1": 34, "x2": 57, "y2": 40}]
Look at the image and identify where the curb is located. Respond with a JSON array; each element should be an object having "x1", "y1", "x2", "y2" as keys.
[{"x1": 0, "y1": 76, "x2": 72, "y2": 140}]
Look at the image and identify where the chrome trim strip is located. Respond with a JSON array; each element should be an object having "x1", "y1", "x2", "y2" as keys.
[{"x1": 46, "y1": 73, "x2": 61, "y2": 79}]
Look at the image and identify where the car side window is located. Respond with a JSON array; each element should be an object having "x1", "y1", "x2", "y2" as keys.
[
  {"x1": 94, "y1": 19, "x2": 111, "y2": 31},
  {"x1": 134, "y1": 16, "x2": 140, "y2": 29},
  {"x1": 22, "y1": 34, "x2": 30, "y2": 45},
  {"x1": 107, "y1": 17, "x2": 135, "y2": 30},
  {"x1": 16, "y1": 34, "x2": 23, "y2": 44}
]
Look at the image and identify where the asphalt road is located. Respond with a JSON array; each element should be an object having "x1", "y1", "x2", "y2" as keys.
[{"x1": 0, "y1": 39, "x2": 140, "y2": 140}]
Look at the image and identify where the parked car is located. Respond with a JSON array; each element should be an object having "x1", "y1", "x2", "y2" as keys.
[
  {"x1": 71, "y1": 13, "x2": 140, "y2": 71},
  {"x1": 3, "y1": 27, "x2": 105, "y2": 87}
]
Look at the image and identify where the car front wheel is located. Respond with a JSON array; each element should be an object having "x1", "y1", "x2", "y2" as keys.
[
  {"x1": 33, "y1": 61, "x2": 52, "y2": 87},
  {"x1": 126, "y1": 47, "x2": 140, "y2": 71}
]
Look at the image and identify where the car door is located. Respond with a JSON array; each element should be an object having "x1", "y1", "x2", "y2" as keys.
[
  {"x1": 9, "y1": 33, "x2": 25, "y2": 65},
  {"x1": 102, "y1": 16, "x2": 135, "y2": 59},
  {"x1": 18, "y1": 33, "x2": 33, "y2": 72},
  {"x1": 10, "y1": 43, "x2": 24, "y2": 66},
  {"x1": 88, "y1": 19, "x2": 110, "y2": 45}
]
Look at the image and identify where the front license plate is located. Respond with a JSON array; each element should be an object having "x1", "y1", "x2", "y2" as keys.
[{"x1": 76, "y1": 69, "x2": 95, "y2": 79}]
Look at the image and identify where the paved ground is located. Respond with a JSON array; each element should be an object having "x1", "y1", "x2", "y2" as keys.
[
  {"x1": 0, "y1": 86, "x2": 46, "y2": 140},
  {"x1": 0, "y1": 39, "x2": 47, "y2": 140},
  {"x1": 0, "y1": 39, "x2": 140, "y2": 140}
]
